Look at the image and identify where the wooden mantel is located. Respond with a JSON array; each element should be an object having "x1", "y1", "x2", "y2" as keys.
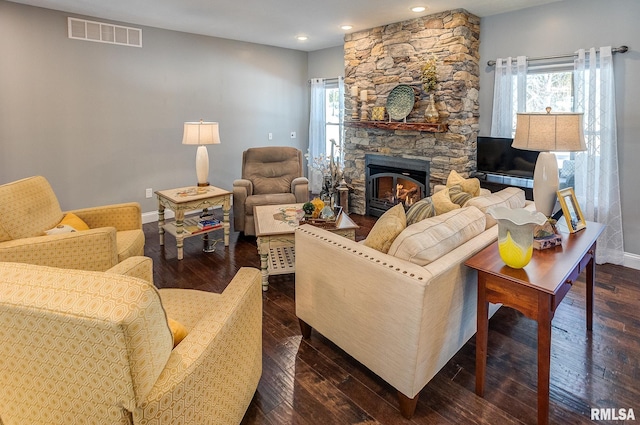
[{"x1": 346, "y1": 121, "x2": 448, "y2": 132}]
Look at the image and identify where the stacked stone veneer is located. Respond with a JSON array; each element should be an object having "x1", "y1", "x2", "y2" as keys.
[{"x1": 343, "y1": 9, "x2": 480, "y2": 215}]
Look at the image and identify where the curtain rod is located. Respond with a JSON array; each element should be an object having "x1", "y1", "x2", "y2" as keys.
[
  {"x1": 487, "y1": 45, "x2": 628, "y2": 67},
  {"x1": 307, "y1": 77, "x2": 342, "y2": 83}
]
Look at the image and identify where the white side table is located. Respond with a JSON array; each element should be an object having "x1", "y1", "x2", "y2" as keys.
[{"x1": 156, "y1": 186, "x2": 231, "y2": 260}]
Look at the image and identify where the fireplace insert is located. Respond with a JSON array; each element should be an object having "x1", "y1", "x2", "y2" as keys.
[{"x1": 365, "y1": 154, "x2": 430, "y2": 217}]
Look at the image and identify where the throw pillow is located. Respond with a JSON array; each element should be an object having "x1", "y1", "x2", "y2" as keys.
[
  {"x1": 406, "y1": 197, "x2": 436, "y2": 226},
  {"x1": 363, "y1": 203, "x2": 406, "y2": 254},
  {"x1": 446, "y1": 170, "x2": 481, "y2": 197},
  {"x1": 44, "y1": 212, "x2": 90, "y2": 235},
  {"x1": 447, "y1": 184, "x2": 474, "y2": 207},
  {"x1": 167, "y1": 317, "x2": 188, "y2": 348},
  {"x1": 387, "y1": 206, "x2": 487, "y2": 266},
  {"x1": 432, "y1": 187, "x2": 461, "y2": 215}
]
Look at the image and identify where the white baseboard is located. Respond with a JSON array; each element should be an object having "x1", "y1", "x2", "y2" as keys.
[{"x1": 623, "y1": 252, "x2": 640, "y2": 270}]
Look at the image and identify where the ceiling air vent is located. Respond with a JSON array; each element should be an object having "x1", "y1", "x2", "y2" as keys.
[{"x1": 68, "y1": 17, "x2": 142, "y2": 47}]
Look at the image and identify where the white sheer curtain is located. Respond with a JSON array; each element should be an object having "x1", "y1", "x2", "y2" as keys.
[
  {"x1": 573, "y1": 47, "x2": 624, "y2": 264},
  {"x1": 337, "y1": 77, "x2": 345, "y2": 167},
  {"x1": 308, "y1": 78, "x2": 326, "y2": 194},
  {"x1": 490, "y1": 56, "x2": 527, "y2": 137}
]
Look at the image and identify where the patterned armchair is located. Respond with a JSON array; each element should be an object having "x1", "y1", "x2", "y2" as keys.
[
  {"x1": 0, "y1": 258, "x2": 263, "y2": 425},
  {"x1": 233, "y1": 146, "x2": 309, "y2": 235},
  {"x1": 0, "y1": 175, "x2": 144, "y2": 271}
]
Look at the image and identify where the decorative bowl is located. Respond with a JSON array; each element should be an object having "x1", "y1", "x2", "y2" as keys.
[{"x1": 386, "y1": 85, "x2": 415, "y2": 120}]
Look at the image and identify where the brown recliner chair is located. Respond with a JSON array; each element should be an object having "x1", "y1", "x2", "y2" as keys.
[{"x1": 233, "y1": 147, "x2": 309, "y2": 235}]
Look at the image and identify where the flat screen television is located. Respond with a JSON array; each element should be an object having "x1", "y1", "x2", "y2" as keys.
[{"x1": 476, "y1": 136, "x2": 539, "y2": 178}]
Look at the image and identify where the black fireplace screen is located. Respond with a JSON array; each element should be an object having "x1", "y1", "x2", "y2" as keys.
[{"x1": 365, "y1": 155, "x2": 430, "y2": 217}]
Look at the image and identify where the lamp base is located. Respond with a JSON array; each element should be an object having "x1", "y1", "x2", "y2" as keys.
[
  {"x1": 533, "y1": 151, "x2": 560, "y2": 217},
  {"x1": 195, "y1": 145, "x2": 210, "y2": 188}
]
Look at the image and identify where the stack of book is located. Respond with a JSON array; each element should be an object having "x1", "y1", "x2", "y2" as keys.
[{"x1": 198, "y1": 218, "x2": 221, "y2": 231}]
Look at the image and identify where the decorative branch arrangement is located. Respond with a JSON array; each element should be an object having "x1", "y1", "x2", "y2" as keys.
[{"x1": 421, "y1": 56, "x2": 438, "y2": 92}]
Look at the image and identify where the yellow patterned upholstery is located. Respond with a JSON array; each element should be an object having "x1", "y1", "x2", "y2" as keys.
[
  {"x1": 0, "y1": 176, "x2": 144, "y2": 271},
  {"x1": 0, "y1": 259, "x2": 263, "y2": 425}
]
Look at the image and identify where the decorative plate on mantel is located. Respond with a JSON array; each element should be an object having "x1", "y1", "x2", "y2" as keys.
[{"x1": 386, "y1": 85, "x2": 415, "y2": 120}]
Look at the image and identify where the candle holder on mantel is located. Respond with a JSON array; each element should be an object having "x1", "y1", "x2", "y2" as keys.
[
  {"x1": 351, "y1": 97, "x2": 359, "y2": 120},
  {"x1": 360, "y1": 90, "x2": 369, "y2": 121},
  {"x1": 350, "y1": 86, "x2": 359, "y2": 120}
]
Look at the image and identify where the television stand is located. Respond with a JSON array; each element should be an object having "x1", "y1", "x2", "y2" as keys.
[{"x1": 473, "y1": 172, "x2": 534, "y2": 200}]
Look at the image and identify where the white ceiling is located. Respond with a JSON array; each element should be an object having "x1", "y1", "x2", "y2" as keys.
[{"x1": 9, "y1": 0, "x2": 562, "y2": 52}]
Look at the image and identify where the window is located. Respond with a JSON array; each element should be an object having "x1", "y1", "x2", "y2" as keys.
[
  {"x1": 324, "y1": 80, "x2": 343, "y2": 160},
  {"x1": 522, "y1": 66, "x2": 575, "y2": 168},
  {"x1": 525, "y1": 68, "x2": 573, "y2": 113}
]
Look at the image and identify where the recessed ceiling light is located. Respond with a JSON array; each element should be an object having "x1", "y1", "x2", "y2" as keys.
[
  {"x1": 411, "y1": 6, "x2": 426, "y2": 12},
  {"x1": 341, "y1": 25, "x2": 353, "y2": 30},
  {"x1": 296, "y1": 35, "x2": 308, "y2": 41}
]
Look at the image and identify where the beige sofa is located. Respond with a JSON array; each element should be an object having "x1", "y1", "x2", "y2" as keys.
[
  {"x1": 0, "y1": 258, "x2": 262, "y2": 425},
  {"x1": 295, "y1": 187, "x2": 529, "y2": 418},
  {"x1": 0, "y1": 175, "x2": 144, "y2": 271}
]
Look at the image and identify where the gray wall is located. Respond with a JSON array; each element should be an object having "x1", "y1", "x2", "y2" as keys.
[
  {"x1": 308, "y1": 45, "x2": 345, "y2": 80},
  {"x1": 479, "y1": 0, "x2": 640, "y2": 257},
  {"x1": 0, "y1": 1, "x2": 309, "y2": 215}
]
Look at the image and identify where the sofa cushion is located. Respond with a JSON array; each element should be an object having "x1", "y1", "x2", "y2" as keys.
[
  {"x1": 363, "y1": 203, "x2": 406, "y2": 254},
  {"x1": 387, "y1": 206, "x2": 486, "y2": 266},
  {"x1": 117, "y1": 230, "x2": 145, "y2": 263},
  {"x1": 446, "y1": 170, "x2": 481, "y2": 197},
  {"x1": 245, "y1": 193, "x2": 297, "y2": 214},
  {"x1": 464, "y1": 187, "x2": 526, "y2": 229}
]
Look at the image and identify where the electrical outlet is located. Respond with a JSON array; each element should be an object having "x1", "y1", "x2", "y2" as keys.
[
  {"x1": 290, "y1": 131, "x2": 296, "y2": 139},
  {"x1": 268, "y1": 132, "x2": 273, "y2": 140},
  {"x1": 145, "y1": 188, "x2": 153, "y2": 198}
]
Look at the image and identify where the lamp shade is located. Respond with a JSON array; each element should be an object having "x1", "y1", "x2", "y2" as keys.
[
  {"x1": 512, "y1": 110, "x2": 585, "y2": 217},
  {"x1": 182, "y1": 121, "x2": 221, "y2": 145},
  {"x1": 512, "y1": 112, "x2": 585, "y2": 152}
]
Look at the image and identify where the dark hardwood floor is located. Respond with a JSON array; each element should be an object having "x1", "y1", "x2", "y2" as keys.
[{"x1": 143, "y1": 212, "x2": 639, "y2": 425}]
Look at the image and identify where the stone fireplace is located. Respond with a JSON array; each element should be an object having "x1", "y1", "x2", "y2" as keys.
[
  {"x1": 365, "y1": 154, "x2": 429, "y2": 217},
  {"x1": 342, "y1": 9, "x2": 480, "y2": 215}
]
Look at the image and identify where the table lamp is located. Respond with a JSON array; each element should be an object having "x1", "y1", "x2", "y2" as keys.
[
  {"x1": 512, "y1": 108, "x2": 585, "y2": 217},
  {"x1": 182, "y1": 120, "x2": 221, "y2": 187}
]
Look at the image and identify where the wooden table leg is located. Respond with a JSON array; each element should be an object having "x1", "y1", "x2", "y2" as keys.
[
  {"x1": 175, "y1": 211, "x2": 185, "y2": 261},
  {"x1": 586, "y1": 245, "x2": 596, "y2": 331},
  {"x1": 223, "y1": 196, "x2": 230, "y2": 247},
  {"x1": 475, "y1": 274, "x2": 489, "y2": 397},
  {"x1": 257, "y1": 237, "x2": 269, "y2": 291},
  {"x1": 537, "y1": 293, "x2": 553, "y2": 425},
  {"x1": 158, "y1": 203, "x2": 165, "y2": 246}
]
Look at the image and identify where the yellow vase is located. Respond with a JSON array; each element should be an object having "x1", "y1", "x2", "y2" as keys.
[
  {"x1": 488, "y1": 207, "x2": 547, "y2": 269},
  {"x1": 310, "y1": 197, "x2": 325, "y2": 219}
]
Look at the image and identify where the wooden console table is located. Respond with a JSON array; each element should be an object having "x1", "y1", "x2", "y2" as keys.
[{"x1": 465, "y1": 221, "x2": 604, "y2": 425}]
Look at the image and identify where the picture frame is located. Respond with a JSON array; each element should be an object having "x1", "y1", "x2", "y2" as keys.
[{"x1": 557, "y1": 187, "x2": 586, "y2": 233}]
